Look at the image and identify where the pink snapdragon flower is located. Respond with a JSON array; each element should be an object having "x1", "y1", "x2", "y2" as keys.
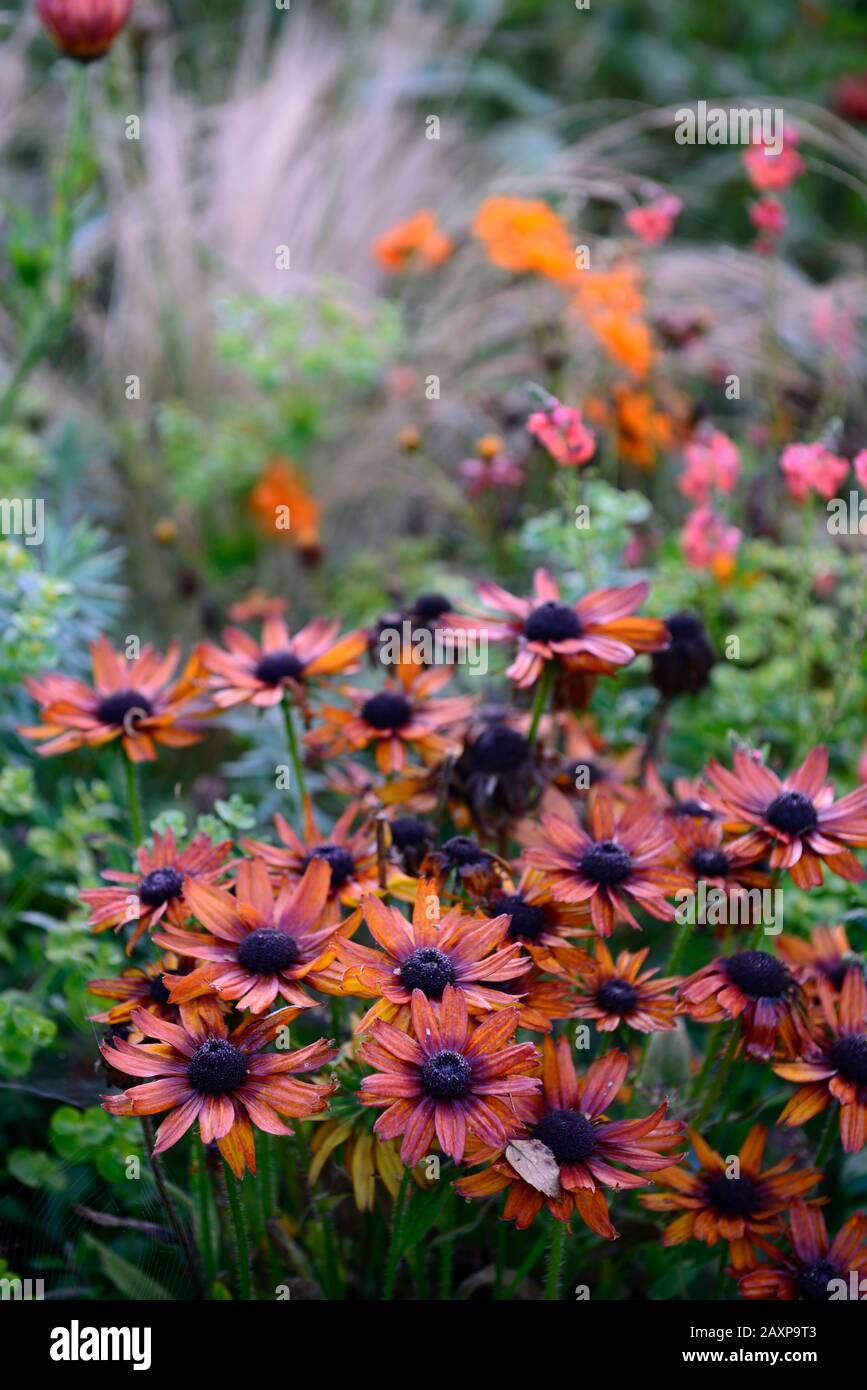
[
  {"x1": 527, "y1": 399, "x2": 596, "y2": 468},
  {"x1": 624, "y1": 195, "x2": 683, "y2": 245},
  {"x1": 680, "y1": 506, "x2": 741, "y2": 578},
  {"x1": 779, "y1": 441, "x2": 849, "y2": 503},
  {"x1": 678, "y1": 428, "x2": 741, "y2": 503},
  {"x1": 743, "y1": 127, "x2": 805, "y2": 192}
]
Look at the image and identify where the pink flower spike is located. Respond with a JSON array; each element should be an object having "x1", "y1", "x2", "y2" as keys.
[
  {"x1": 680, "y1": 506, "x2": 741, "y2": 577},
  {"x1": 779, "y1": 441, "x2": 849, "y2": 504},
  {"x1": 678, "y1": 428, "x2": 740, "y2": 504},
  {"x1": 625, "y1": 195, "x2": 683, "y2": 245}
]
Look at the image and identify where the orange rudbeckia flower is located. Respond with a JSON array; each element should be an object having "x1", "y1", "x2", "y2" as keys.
[
  {"x1": 640, "y1": 1124, "x2": 824, "y2": 1271},
  {"x1": 20, "y1": 637, "x2": 209, "y2": 763}
]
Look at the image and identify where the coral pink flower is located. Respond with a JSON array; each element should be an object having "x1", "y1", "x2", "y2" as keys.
[
  {"x1": 527, "y1": 399, "x2": 596, "y2": 468},
  {"x1": 678, "y1": 429, "x2": 740, "y2": 503},
  {"x1": 743, "y1": 127, "x2": 806, "y2": 192},
  {"x1": 680, "y1": 506, "x2": 741, "y2": 578},
  {"x1": 780, "y1": 442, "x2": 849, "y2": 503},
  {"x1": 854, "y1": 450, "x2": 867, "y2": 489},
  {"x1": 625, "y1": 195, "x2": 683, "y2": 245}
]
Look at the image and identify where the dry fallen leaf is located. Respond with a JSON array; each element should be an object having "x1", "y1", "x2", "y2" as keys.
[{"x1": 505, "y1": 1139, "x2": 562, "y2": 1199}]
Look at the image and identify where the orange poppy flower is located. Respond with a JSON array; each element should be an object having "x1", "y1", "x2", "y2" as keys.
[
  {"x1": 249, "y1": 458, "x2": 321, "y2": 561},
  {"x1": 472, "y1": 197, "x2": 577, "y2": 283},
  {"x1": 373, "y1": 210, "x2": 453, "y2": 273}
]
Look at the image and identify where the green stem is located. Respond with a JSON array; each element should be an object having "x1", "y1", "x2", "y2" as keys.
[
  {"x1": 527, "y1": 662, "x2": 555, "y2": 745},
  {"x1": 122, "y1": 753, "x2": 144, "y2": 845},
  {"x1": 258, "y1": 1134, "x2": 280, "y2": 1290},
  {"x1": 223, "y1": 1165, "x2": 253, "y2": 1301},
  {"x1": 695, "y1": 1027, "x2": 740, "y2": 1129},
  {"x1": 281, "y1": 693, "x2": 307, "y2": 808},
  {"x1": 140, "y1": 1118, "x2": 203, "y2": 1296},
  {"x1": 712, "y1": 1241, "x2": 728, "y2": 1300},
  {"x1": 438, "y1": 1189, "x2": 456, "y2": 1300},
  {"x1": 794, "y1": 496, "x2": 816, "y2": 760},
  {"x1": 382, "y1": 1167, "x2": 410, "y2": 1300},
  {"x1": 194, "y1": 1142, "x2": 217, "y2": 1296},
  {"x1": 814, "y1": 1106, "x2": 837, "y2": 1170},
  {"x1": 689, "y1": 1022, "x2": 724, "y2": 1100},
  {"x1": 492, "y1": 1216, "x2": 506, "y2": 1301},
  {"x1": 544, "y1": 1217, "x2": 566, "y2": 1300},
  {"x1": 0, "y1": 64, "x2": 89, "y2": 425},
  {"x1": 321, "y1": 1209, "x2": 341, "y2": 1299},
  {"x1": 503, "y1": 1226, "x2": 549, "y2": 1298},
  {"x1": 665, "y1": 913, "x2": 693, "y2": 977}
]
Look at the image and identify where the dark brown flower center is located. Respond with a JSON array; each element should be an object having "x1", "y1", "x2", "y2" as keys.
[
  {"x1": 797, "y1": 1259, "x2": 841, "y2": 1301},
  {"x1": 597, "y1": 978, "x2": 638, "y2": 1014},
  {"x1": 441, "y1": 835, "x2": 488, "y2": 868},
  {"x1": 412, "y1": 593, "x2": 451, "y2": 621},
  {"x1": 237, "y1": 928, "x2": 300, "y2": 975},
  {"x1": 765, "y1": 790, "x2": 818, "y2": 836},
  {"x1": 361, "y1": 691, "x2": 413, "y2": 730},
  {"x1": 704, "y1": 1173, "x2": 758, "y2": 1217},
  {"x1": 692, "y1": 847, "x2": 730, "y2": 878},
  {"x1": 96, "y1": 689, "x2": 153, "y2": 727},
  {"x1": 304, "y1": 843, "x2": 355, "y2": 889},
  {"x1": 579, "y1": 839, "x2": 633, "y2": 885},
  {"x1": 496, "y1": 894, "x2": 546, "y2": 941},
  {"x1": 674, "y1": 799, "x2": 714, "y2": 818},
  {"x1": 470, "y1": 725, "x2": 531, "y2": 775},
  {"x1": 535, "y1": 1108, "x2": 596, "y2": 1163},
  {"x1": 420, "y1": 1049, "x2": 472, "y2": 1099},
  {"x1": 830, "y1": 1033, "x2": 867, "y2": 1086},
  {"x1": 400, "y1": 947, "x2": 457, "y2": 998},
  {"x1": 187, "y1": 1038, "x2": 248, "y2": 1094},
  {"x1": 139, "y1": 867, "x2": 184, "y2": 906},
  {"x1": 523, "y1": 601, "x2": 582, "y2": 644},
  {"x1": 724, "y1": 950, "x2": 790, "y2": 999},
  {"x1": 390, "y1": 818, "x2": 432, "y2": 852},
  {"x1": 254, "y1": 651, "x2": 305, "y2": 686},
  {"x1": 818, "y1": 957, "x2": 849, "y2": 990},
  {"x1": 651, "y1": 610, "x2": 715, "y2": 697},
  {"x1": 149, "y1": 976, "x2": 171, "y2": 1005}
]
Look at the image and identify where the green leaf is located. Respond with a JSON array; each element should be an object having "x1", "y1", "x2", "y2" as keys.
[
  {"x1": 7, "y1": 1148, "x2": 67, "y2": 1192},
  {"x1": 83, "y1": 1236, "x2": 173, "y2": 1301},
  {"x1": 397, "y1": 1180, "x2": 450, "y2": 1255}
]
